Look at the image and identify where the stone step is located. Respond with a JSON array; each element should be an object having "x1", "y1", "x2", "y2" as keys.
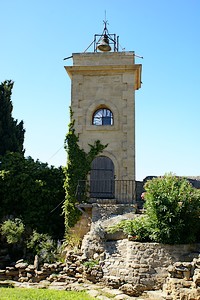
[{"x1": 90, "y1": 198, "x2": 117, "y2": 204}]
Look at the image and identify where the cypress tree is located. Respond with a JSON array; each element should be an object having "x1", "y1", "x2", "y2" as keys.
[{"x1": 0, "y1": 80, "x2": 25, "y2": 155}]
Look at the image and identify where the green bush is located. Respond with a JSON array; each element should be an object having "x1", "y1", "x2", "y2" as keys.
[
  {"x1": 123, "y1": 216, "x2": 150, "y2": 241},
  {"x1": 108, "y1": 174, "x2": 200, "y2": 244},
  {"x1": 83, "y1": 259, "x2": 99, "y2": 268},
  {"x1": 144, "y1": 173, "x2": 200, "y2": 244},
  {"x1": 26, "y1": 230, "x2": 56, "y2": 263},
  {"x1": 108, "y1": 216, "x2": 151, "y2": 242},
  {"x1": 0, "y1": 218, "x2": 59, "y2": 263},
  {"x1": 1, "y1": 218, "x2": 25, "y2": 244}
]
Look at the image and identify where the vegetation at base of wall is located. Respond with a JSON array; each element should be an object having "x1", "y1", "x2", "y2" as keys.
[
  {"x1": 82, "y1": 259, "x2": 99, "y2": 268},
  {"x1": 107, "y1": 215, "x2": 151, "y2": 242},
  {"x1": 0, "y1": 288, "x2": 96, "y2": 300},
  {"x1": 64, "y1": 232, "x2": 82, "y2": 251},
  {"x1": 63, "y1": 109, "x2": 107, "y2": 230},
  {"x1": 108, "y1": 174, "x2": 200, "y2": 244}
]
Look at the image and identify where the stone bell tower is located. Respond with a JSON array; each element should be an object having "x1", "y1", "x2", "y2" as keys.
[{"x1": 65, "y1": 22, "x2": 142, "y2": 202}]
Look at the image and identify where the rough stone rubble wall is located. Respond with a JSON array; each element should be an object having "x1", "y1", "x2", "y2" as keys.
[
  {"x1": 80, "y1": 204, "x2": 200, "y2": 296},
  {"x1": 102, "y1": 240, "x2": 200, "y2": 290}
]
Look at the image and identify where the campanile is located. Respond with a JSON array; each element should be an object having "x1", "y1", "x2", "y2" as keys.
[{"x1": 65, "y1": 22, "x2": 142, "y2": 201}]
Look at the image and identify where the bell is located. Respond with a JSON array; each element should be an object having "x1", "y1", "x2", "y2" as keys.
[{"x1": 97, "y1": 34, "x2": 111, "y2": 52}]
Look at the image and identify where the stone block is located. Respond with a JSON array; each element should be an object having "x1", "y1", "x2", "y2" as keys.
[
  {"x1": 15, "y1": 262, "x2": 28, "y2": 269},
  {"x1": 193, "y1": 269, "x2": 200, "y2": 286}
]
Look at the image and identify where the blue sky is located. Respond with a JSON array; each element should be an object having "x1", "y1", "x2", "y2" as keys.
[{"x1": 1, "y1": 0, "x2": 200, "y2": 180}]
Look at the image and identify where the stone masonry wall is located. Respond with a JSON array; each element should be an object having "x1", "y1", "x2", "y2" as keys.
[
  {"x1": 92, "y1": 204, "x2": 136, "y2": 222},
  {"x1": 81, "y1": 212, "x2": 200, "y2": 297},
  {"x1": 102, "y1": 240, "x2": 200, "y2": 292}
]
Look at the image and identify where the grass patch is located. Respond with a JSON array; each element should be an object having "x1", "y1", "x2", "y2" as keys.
[
  {"x1": 0, "y1": 287, "x2": 95, "y2": 300},
  {"x1": 82, "y1": 259, "x2": 99, "y2": 268}
]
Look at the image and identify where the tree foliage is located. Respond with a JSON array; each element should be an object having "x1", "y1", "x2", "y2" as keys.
[
  {"x1": 108, "y1": 174, "x2": 200, "y2": 244},
  {"x1": 0, "y1": 218, "x2": 58, "y2": 263},
  {"x1": 107, "y1": 215, "x2": 151, "y2": 242},
  {"x1": 63, "y1": 111, "x2": 107, "y2": 230},
  {"x1": 144, "y1": 173, "x2": 200, "y2": 244},
  {"x1": 0, "y1": 80, "x2": 25, "y2": 155},
  {"x1": 26, "y1": 230, "x2": 56, "y2": 263},
  {"x1": 1, "y1": 218, "x2": 25, "y2": 244},
  {"x1": 0, "y1": 152, "x2": 65, "y2": 239}
]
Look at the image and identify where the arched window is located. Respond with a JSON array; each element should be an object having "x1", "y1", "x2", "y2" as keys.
[{"x1": 92, "y1": 108, "x2": 113, "y2": 125}]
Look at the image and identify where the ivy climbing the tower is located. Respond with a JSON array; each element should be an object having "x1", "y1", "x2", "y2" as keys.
[{"x1": 63, "y1": 109, "x2": 107, "y2": 231}]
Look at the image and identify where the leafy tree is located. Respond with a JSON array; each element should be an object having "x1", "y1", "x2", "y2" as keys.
[
  {"x1": 0, "y1": 152, "x2": 65, "y2": 239},
  {"x1": 0, "y1": 80, "x2": 25, "y2": 155},
  {"x1": 144, "y1": 173, "x2": 200, "y2": 244}
]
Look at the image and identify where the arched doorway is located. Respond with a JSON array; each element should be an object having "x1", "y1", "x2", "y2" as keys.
[{"x1": 90, "y1": 156, "x2": 115, "y2": 198}]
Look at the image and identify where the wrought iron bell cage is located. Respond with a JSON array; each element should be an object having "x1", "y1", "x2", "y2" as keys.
[{"x1": 94, "y1": 21, "x2": 119, "y2": 52}]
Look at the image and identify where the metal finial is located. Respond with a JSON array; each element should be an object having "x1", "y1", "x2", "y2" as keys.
[{"x1": 82, "y1": 14, "x2": 119, "y2": 53}]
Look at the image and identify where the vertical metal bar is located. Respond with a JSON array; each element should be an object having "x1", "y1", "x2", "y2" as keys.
[
  {"x1": 114, "y1": 34, "x2": 116, "y2": 52},
  {"x1": 94, "y1": 35, "x2": 96, "y2": 52},
  {"x1": 117, "y1": 36, "x2": 119, "y2": 52},
  {"x1": 78, "y1": 180, "x2": 136, "y2": 204}
]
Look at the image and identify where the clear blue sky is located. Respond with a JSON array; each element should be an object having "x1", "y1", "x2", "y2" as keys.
[{"x1": 1, "y1": 0, "x2": 200, "y2": 180}]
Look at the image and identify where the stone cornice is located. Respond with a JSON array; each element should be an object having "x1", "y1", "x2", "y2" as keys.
[{"x1": 65, "y1": 64, "x2": 142, "y2": 90}]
